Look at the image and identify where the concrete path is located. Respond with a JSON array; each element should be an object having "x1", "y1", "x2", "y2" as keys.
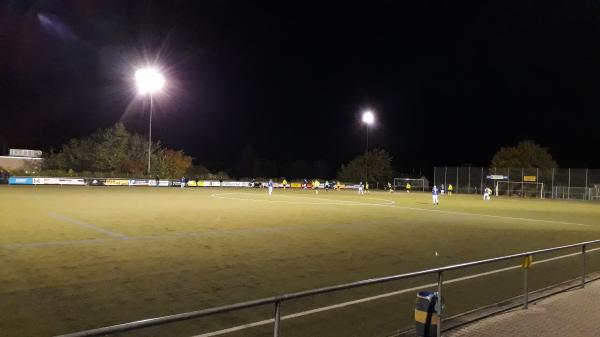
[{"x1": 447, "y1": 280, "x2": 600, "y2": 337}]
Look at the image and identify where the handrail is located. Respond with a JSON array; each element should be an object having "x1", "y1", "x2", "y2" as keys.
[{"x1": 55, "y1": 239, "x2": 600, "y2": 337}]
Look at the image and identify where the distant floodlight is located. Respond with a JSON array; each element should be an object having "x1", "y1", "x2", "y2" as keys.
[
  {"x1": 362, "y1": 110, "x2": 375, "y2": 125},
  {"x1": 135, "y1": 68, "x2": 165, "y2": 95}
]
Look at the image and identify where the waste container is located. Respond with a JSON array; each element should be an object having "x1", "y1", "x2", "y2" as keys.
[{"x1": 415, "y1": 291, "x2": 440, "y2": 337}]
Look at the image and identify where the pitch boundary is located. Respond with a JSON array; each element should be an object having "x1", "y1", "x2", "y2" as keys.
[{"x1": 192, "y1": 246, "x2": 600, "y2": 337}]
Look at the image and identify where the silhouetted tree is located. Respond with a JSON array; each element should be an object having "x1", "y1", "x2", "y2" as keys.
[{"x1": 337, "y1": 149, "x2": 394, "y2": 183}]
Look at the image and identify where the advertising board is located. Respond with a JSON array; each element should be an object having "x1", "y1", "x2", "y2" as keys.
[
  {"x1": 104, "y1": 179, "x2": 130, "y2": 186},
  {"x1": 8, "y1": 177, "x2": 33, "y2": 185}
]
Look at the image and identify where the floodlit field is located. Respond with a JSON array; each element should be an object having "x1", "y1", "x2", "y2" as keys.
[{"x1": 1, "y1": 186, "x2": 600, "y2": 337}]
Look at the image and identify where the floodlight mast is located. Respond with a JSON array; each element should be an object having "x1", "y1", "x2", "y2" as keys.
[
  {"x1": 135, "y1": 68, "x2": 165, "y2": 176},
  {"x1": 361, "y1": 110, "x2": 375, "y2": 184}
]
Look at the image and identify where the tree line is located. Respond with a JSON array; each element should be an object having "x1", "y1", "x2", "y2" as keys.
[{"x1": 7, "y1": 124, "x2": 558, "y2": 182}]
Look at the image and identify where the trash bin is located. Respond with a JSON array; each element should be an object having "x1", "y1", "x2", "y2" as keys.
[{"x1": 415, "y1": 291, "x2": 440, "y2": 337}]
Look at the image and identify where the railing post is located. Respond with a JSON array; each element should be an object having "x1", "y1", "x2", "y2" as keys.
[
  {"x1": 437, "y1": 271, "x2": 444, "y2": 337},
  {"x1": 523, "y1": 255, "x2": 529, "y2": 309},
  {"x1": 582, "y1": 244, "x2": 587, "y2": 288},
  {"x1": 274, "y1": 301, "x2": 281, "y2": 337}
]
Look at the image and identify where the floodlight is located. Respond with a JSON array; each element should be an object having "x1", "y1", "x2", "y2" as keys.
[
  {"x1": 362, "y1": 110, "x2": 375, "y2": 125},
  {"x1": 135, "y1": 68, "x2": 165, "y2": 95}
]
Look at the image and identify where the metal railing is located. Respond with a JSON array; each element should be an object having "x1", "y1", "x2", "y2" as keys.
[{"x1": 55, "y1": 239, "x2": 600, "y2": 337}]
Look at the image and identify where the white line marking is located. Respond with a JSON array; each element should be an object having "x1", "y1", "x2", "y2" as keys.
[
  {"x1": 191, "y1": 247, "x2": 600, "y2": 337},
  {"x1": 391, "y1": 205, "x2": 594, "y2": 227},
  {"x1": 210, "y1": 192, "x2": 395, "y2": 207},
  {"x1": 48, "y1": 212, "x2": 129, "y2": 239},
  {"x1": 212, "y1": 192, "x2": 594, "y2": 227}
]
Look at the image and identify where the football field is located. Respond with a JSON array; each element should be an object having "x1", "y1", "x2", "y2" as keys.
[{"x1": 1, "y1": 185, "x2": 600, "y2": 337}]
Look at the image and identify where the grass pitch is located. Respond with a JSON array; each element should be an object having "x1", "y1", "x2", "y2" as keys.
[{"x1": 1, "y1": 186, "x2": 600, "y2": 337}]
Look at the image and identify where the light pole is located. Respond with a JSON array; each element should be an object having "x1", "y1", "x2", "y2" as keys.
[
  {"x1": 135, "y1": 68, "x2": 165, "y2": 175},
  {"x1": 362, "y1": 110, "x2": 375, "y2": 183}
]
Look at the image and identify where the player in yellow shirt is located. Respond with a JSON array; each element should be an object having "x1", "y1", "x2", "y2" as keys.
[
  {"x1": 448, "y1": 184, "x2": 453, "y2": 196},
  {"x1": 282, "y1": 179, "x2": 288, "y2": 190},
  {"x1": 406, "y1": 182, "x2": 411, "y2": 193},
  {"x1": 336, "y1": 181, "x2": 341, "y2": 191},
  {"x1": 313, "y1": 179, "x2": 321, "y2": 194}
]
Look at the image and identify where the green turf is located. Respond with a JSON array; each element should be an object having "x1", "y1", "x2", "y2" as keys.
[{"x1": 1, "y1": 186, "x2": 599, "y2": 337}]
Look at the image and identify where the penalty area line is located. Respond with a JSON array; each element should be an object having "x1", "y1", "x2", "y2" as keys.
[
  {"x1": 47, "y1": 212, "x2": 129, "y2": 239},
  {"x1": 191, "y1": 246, "x2": 600, "y2": 337}
]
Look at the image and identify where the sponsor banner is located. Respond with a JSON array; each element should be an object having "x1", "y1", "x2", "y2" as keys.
[
  {"x1": 33, "y1": 178, "x2": 85, "y2": 185},
  {"x1": 129, "y1": 179, "x2": 152, "y2": 186},
  {"x1": 87, "y1": 178, "x2": 105, "y2": 186},
  {"x1": 171, "y1": 180, "x2": 182, "y2": 187},
  {"x1": 222, "y1": 181, "x2": 250, "y2": 187},
  {"x1": 8, "y1": 177, "x2": 34, "y2": 185},
  {"x1": 345, "y1": 184, "x2": 361, "y2": 189},
  {"x1": 187, "y1": 180, "x2": 198, "y2": 187},
  {"x1": 523, "y1": 175, "x2": 537, "y2": 182},
  {"x1": 290, "y1": 183, "x2": 302, "y2": 188},
  {"x1": 104, "y1": 179, "x2": 130, "y2": 186},
  {"x1": 486, "y1": 175, "x2": 509, "y2": 180}
]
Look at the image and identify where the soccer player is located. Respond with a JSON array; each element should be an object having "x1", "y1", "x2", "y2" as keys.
[
  {"x1": 432, "y1": 185, "x2": 440, "y2": 206},
  {"x1": 313, "y1": 179, "x2": 320, "y2": 194},
  {"x1": 406, "y1": 182, "x2": 411, "y2": 193},
  {"x1": 365, "y1": 182, "x2": 369, "y2": 194},
  {"x1": 336, "y1": 181, "x2": 341, "y2": 191},
  {"x1": 388, "y1": 182, "x2": 393, "y2": 193},
  {"x1": 180, "y1": 176, "x2": 186, "y2": 188},
  {"x1": 358, "y1": 181, "x2": 364, "y2": 195},
  {"x1": 268, "y1": 179, "x2": 274, "y2": 195},
  {"x1": 483, "y1": 186, "x2": 491, "y2": 201},
  {"x1": 440, "y1": 184, "x2": 445, "y2": 195},
  {"x1": 282, "y1": 178, "x2": 288, "y2": 190},
  {"x1": 448, "y1": 184, "x2": 453, "y2": 196}
]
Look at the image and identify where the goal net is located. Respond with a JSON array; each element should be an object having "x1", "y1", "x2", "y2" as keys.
[
  {"x1": 495, "y1": 181, "x2": 544, "y2": 199},
  {"x1": 393, "y1": 178, "x2": 426, "y2": 191}
]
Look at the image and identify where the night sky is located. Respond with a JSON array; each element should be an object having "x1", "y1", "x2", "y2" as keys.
[{"x1": 2, "y1": 1, "x2": 600, "y2": 175}]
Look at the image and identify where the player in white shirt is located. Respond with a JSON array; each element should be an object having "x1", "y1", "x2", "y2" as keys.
[
  {"x1": 483, "y1": 186, "x2": 491, "y2": 201},
  {"x1": 358, "y1": 181, "x2": 365, "y2": 195}
]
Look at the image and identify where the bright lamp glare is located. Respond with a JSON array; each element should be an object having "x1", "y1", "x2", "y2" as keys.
[
  {"x1": 135, "y1": 68, "x2": 165, "y2": 95},
  {"x1": 362, "y1": 110, "x2": 375, "y2": 125}
]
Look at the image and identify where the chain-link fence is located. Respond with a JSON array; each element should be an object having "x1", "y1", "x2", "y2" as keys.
[{"x1": 433, "y1": 167, "x2": 600, "y2": 200}]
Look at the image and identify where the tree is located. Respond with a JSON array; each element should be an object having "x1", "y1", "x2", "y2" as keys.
[
  {"x1": 234, "y1": 145, "x2": 263, "y2": 178},
  {"x1": 312, "y1": 160, "x2": 331, "y2": 179},
  {"x1": 43, "y1": 123, "x2": 193, "y2": 177},
  {"x1": 491, "y1": 140, "x2": 558, "y2": 169},
  {"x1": 337, "y1": 149, "x2": 394, "y2": 183}
]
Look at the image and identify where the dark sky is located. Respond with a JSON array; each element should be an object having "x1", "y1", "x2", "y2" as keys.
[{"x1": 2, "y1": 0, "x2": 600, "y2": 175}]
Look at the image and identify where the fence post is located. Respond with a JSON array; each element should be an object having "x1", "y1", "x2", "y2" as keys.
[
  {"x1": 536, "y1": 168, "x2": 540, "y2": 199},
  {"x1": 521, "y1": 168, "x2": 524, "y2": 198},
  {"x1": 523, "y1": 256, "x2": 529, "y2": 309},
  {"x1": 274, "y1": 301, "x2": 281, "y2": 337},
  {"x1": 568, "y1": 168, "x2": 571, "y2": 200},
  {"x1": 437, "y1": 271, "x2": 444, "y2": 337},
  {"x1": 444, "y1": 167, "x2": 447, "y2": 191},
  {"x1": 582, "y1": 244, "x2": 587, "y2": 288},
  {"x1": 456, "y1": 167, "x2": 459, "y2": 193},
  {"x1": 551, "y1": 168, "x2": 555, "y2": 199},
  {"x1": 480, "y1": 167, "x2": 483, "y2": 194},
  {"x1": 508, "y1": 168, "x2": 510, "y2": 196},
  {"x1": 585, "y1": 168, "x2": 589, "y2": 200},
  {"x1": 468, "y1": 166, "x2": 471, "y2": 194}
]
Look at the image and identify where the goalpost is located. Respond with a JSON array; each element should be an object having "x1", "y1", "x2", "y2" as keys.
[
  {"x1": 393, "y1": 178, "x2": 426, "y2": 192},
  {"x1": 495, "y1": 181, "x2": 545, "y2": 199}
]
